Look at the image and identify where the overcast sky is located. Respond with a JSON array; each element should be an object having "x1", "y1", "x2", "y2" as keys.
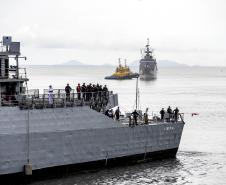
[{"x1": 0, "y1": 0, "x2": 226, "y2": 66}]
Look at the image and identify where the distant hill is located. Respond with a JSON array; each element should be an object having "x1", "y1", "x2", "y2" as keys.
[
  {"x1": 130, "y1": 60, "x2": 187, "y2": 67},
  {"x1": 60, "y1": 59, "x2": 187, "y2": 67},
  {"x1": 61, "y1": 60, "x2": 84, "y2": 66}
]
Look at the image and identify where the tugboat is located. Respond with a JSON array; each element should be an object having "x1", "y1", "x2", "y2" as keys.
[
  {"x1": 0, "y1": 36, "x2": 185, "y2": 179},
  {"x1": 105, "y1": 58, "x2": 139, "y2": 80},
  {"x1": 139, "y1": 39, "x2": 158, "y2": 80}
]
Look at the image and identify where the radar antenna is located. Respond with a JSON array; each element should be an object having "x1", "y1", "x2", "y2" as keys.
[{"x1": 147, "y1": 38, "x2": 150, "y2": 46}]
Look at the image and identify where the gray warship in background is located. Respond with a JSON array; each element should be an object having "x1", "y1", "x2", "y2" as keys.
[
  {"x1": 139, "y1": 39, "x2": 158, "y2": 80},
  {"x1": 0, "y1": 36, "x2": 184, "y2": 177}
]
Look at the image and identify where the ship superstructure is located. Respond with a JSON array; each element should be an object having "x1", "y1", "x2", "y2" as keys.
[
  {"x1": 0, "y1": 36, "x2": 184, "y2": 179},
  {"x1": 0, "y1": 36, "x2": 28, "y2": 106},
  {"x1": 139, "y1": 39, "x2": 157, "y2": 80}
]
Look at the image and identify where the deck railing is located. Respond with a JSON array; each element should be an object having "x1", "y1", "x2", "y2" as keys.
[{"x1": 0, "y1": 90, "x2": 110, "y2": 109}]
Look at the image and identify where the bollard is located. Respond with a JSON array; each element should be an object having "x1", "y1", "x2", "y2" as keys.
[
  {"x1": 129, "y1": 116, "x2": 132, "y2": 126},
  {"x1": 144, "y1": 114, "x2": 148, "y2": 124},
  {"x1": 24, "y1": 163, "x2": 32, "y2": 176}
]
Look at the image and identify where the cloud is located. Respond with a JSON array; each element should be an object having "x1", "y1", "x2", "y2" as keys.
[{"x1": 1, "y1": 0, "x2": 226, "y2": 66}]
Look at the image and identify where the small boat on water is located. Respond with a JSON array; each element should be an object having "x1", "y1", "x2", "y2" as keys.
[{"x1": 105, "y1": 58, "x2": 139, "y2": 80}]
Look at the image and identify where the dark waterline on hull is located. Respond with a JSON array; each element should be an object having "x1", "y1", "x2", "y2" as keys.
[{"x1": 0, "y1": 148, "x2": 178, "y2": 185}]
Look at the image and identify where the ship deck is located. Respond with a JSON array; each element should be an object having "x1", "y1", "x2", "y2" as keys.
[
  {"x1": 0, "y1": 106, "x2": 126, "y2": 135},
  {"x1": 0, "y1": 105, "x2": 183, "y2": 135}
]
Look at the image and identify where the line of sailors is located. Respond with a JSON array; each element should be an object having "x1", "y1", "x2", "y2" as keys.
[
  {"x1": 105, "y1": 107, "x2": 147, "y2": 126},
  {"x1": 104, "y1": 106, "x2": 180, "y2": 125},
  {"x1": 76, "y1": 83, "x2": 108, "y2": 101},
  {"x1": 160, "y1": 106, "x2": 179, "y2": 122},
  {"x1": 48, "y1": 83, "x2": 109, "y2": 104}
]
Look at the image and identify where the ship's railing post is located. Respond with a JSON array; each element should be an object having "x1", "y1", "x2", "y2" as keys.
[
  {"x1": 179, "y1": 113, "x2": 185, "y2": 123},
  {"x1": 129, "y1": 116, "x2": 132, "y2": 126},
  {"x1": 72, "y1": 93, "x2": 75, "y2": 106},
  {"x1": 24, "y1": 108, "x2": 32, "y2": 175},
  {"x1": 31, "y1": 95, "x2": 34, "y2": 109},
  {"x1": 53, "y1": 95, "x2": 56, "y2": 108},
  {"x1": 144, "y1": 113, "x2": 148, "y2": 124},
  {"x1": 0, "y1": 87, "x2": 1, "y2": 107},
  {"x1": 18, "y1": 89, "x2": 111, "y2": 109},
  {"x1": 42, "y1": 94, "x2": 45, "y2": 108},
  {"x1": 64, "y1": 94, "x2": 66, "y2": 107},
  {"x1": 73, "y1": 92, "x2": 75, "y2": 106}
]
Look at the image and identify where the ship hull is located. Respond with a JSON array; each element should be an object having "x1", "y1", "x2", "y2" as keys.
[
  {"x1": 0, "y1": 106, "x2": 184, "y2": 176},
  {"x1": 139, "y1": 60, "x2": 157, "y2": 80},
  {"x1": 139, "y1": 71, "x2": 157, "y2": 80},
  {"x1": 0, "y1": 148, "x2": 178, "y2": 184},
  {"x1": 105, "y1": 73, "x2": 139, "y2": 80}
]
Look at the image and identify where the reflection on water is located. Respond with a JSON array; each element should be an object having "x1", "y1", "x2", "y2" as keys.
[{"x1": 31, "y1": 151, "x2": 226, "y2": 185}]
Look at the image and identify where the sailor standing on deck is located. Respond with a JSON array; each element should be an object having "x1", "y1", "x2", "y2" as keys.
[
  {"x1": 76, "y1": 83, "x2": 81, "y2": 100},
  {"x1": 48, "y1": 85, "x2": 54, "y2": 104},
  {"x1": 115, "y1": 107, "x2": 120, "y2": 121},
  {"x1": 81, "y1": 83, "x2": 86, "y2": 100},
  {"x1": 103, "y1": 85, "x2": 108, "y2": 103},
  {"x1": 173, "y1": 107, "x2": 179, "y2": 122},
  {"x1": 160, "y1": 108, "x2": 165, "y2": 121},
  {"x1": 65, "y1": 83, "x2": 72, "y2": 101},
  {"x1": 132, "y1": 110, "x2": 139, "y2": 125},
  {"x1": 167, "y1": 106, "x2": 173, "y2": 122}
]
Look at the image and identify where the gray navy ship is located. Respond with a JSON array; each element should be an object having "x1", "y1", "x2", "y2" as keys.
[
  {"x1": 0, "y1": 36, "x2": 185, "y2": 178},
  {"x1": 139, "y1": 39, "x2": 158, "y2": 80}
]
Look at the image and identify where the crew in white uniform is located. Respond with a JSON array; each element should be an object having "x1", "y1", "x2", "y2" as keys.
[{"x1": 48, "y1": 85, "x2": 53, "y2": 104}]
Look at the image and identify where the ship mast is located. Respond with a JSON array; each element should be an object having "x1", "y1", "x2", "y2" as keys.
[{"x1": 145, "y1": 38, "x2": 152, "y2": 57}]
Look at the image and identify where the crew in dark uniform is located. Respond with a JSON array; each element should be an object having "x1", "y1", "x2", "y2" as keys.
[
  {"x1": 115, "y1": 107, "x2": 120, "y2": 120},
  {"x1": 81, "y1": 83, "x2": 86, "y2": 100},
  {"x1": 105, "y1": 109, "x2": 109, "y2": 116},
  {"x1": 86, "y1": 83, "x2": 90, "y2": 101},
  {"x1": 103, "y1": 85, "x2": 108, "y2": 94},
  {"x1": 108, "y1": 109, "x2": 114, "y2": 119},
  {"x1": 132, "y1": 110, "x2": 139, "y2": 125},
  {"x1": 167, "y1": 106, "x2": 172, "y2": 114},
  {"x1": 173, "y1": 107, "x2": 179, "y2": 122},
  {"x1": 96, "y1": 84, "x2": 101, "y2": 99},
  {"x1": 99, "y1": 85, "x2": 103, "y2": 100},
  {"x1": 160, "y1": 108, "x2": 165, "y2": 121},
  {"x1": 167, "y1": 106, "x2": 173, "y2": 122},
  {"x1": 65, "y1": 83, "x2": 72, "y2": 101},
  {"x1": 103, "y1": 85, "x2": 108, "y2": 102},
  {"x1": 88, "y1": 83, "x2": 93, "y2": 101},
  {"x1": 76, "y1": 83, "x2": 81, "y2": 100}
]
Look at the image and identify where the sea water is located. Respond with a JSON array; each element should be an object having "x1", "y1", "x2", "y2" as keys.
[{"x1": 25, "y1": 65, "x2": 226, "y2": 185}]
